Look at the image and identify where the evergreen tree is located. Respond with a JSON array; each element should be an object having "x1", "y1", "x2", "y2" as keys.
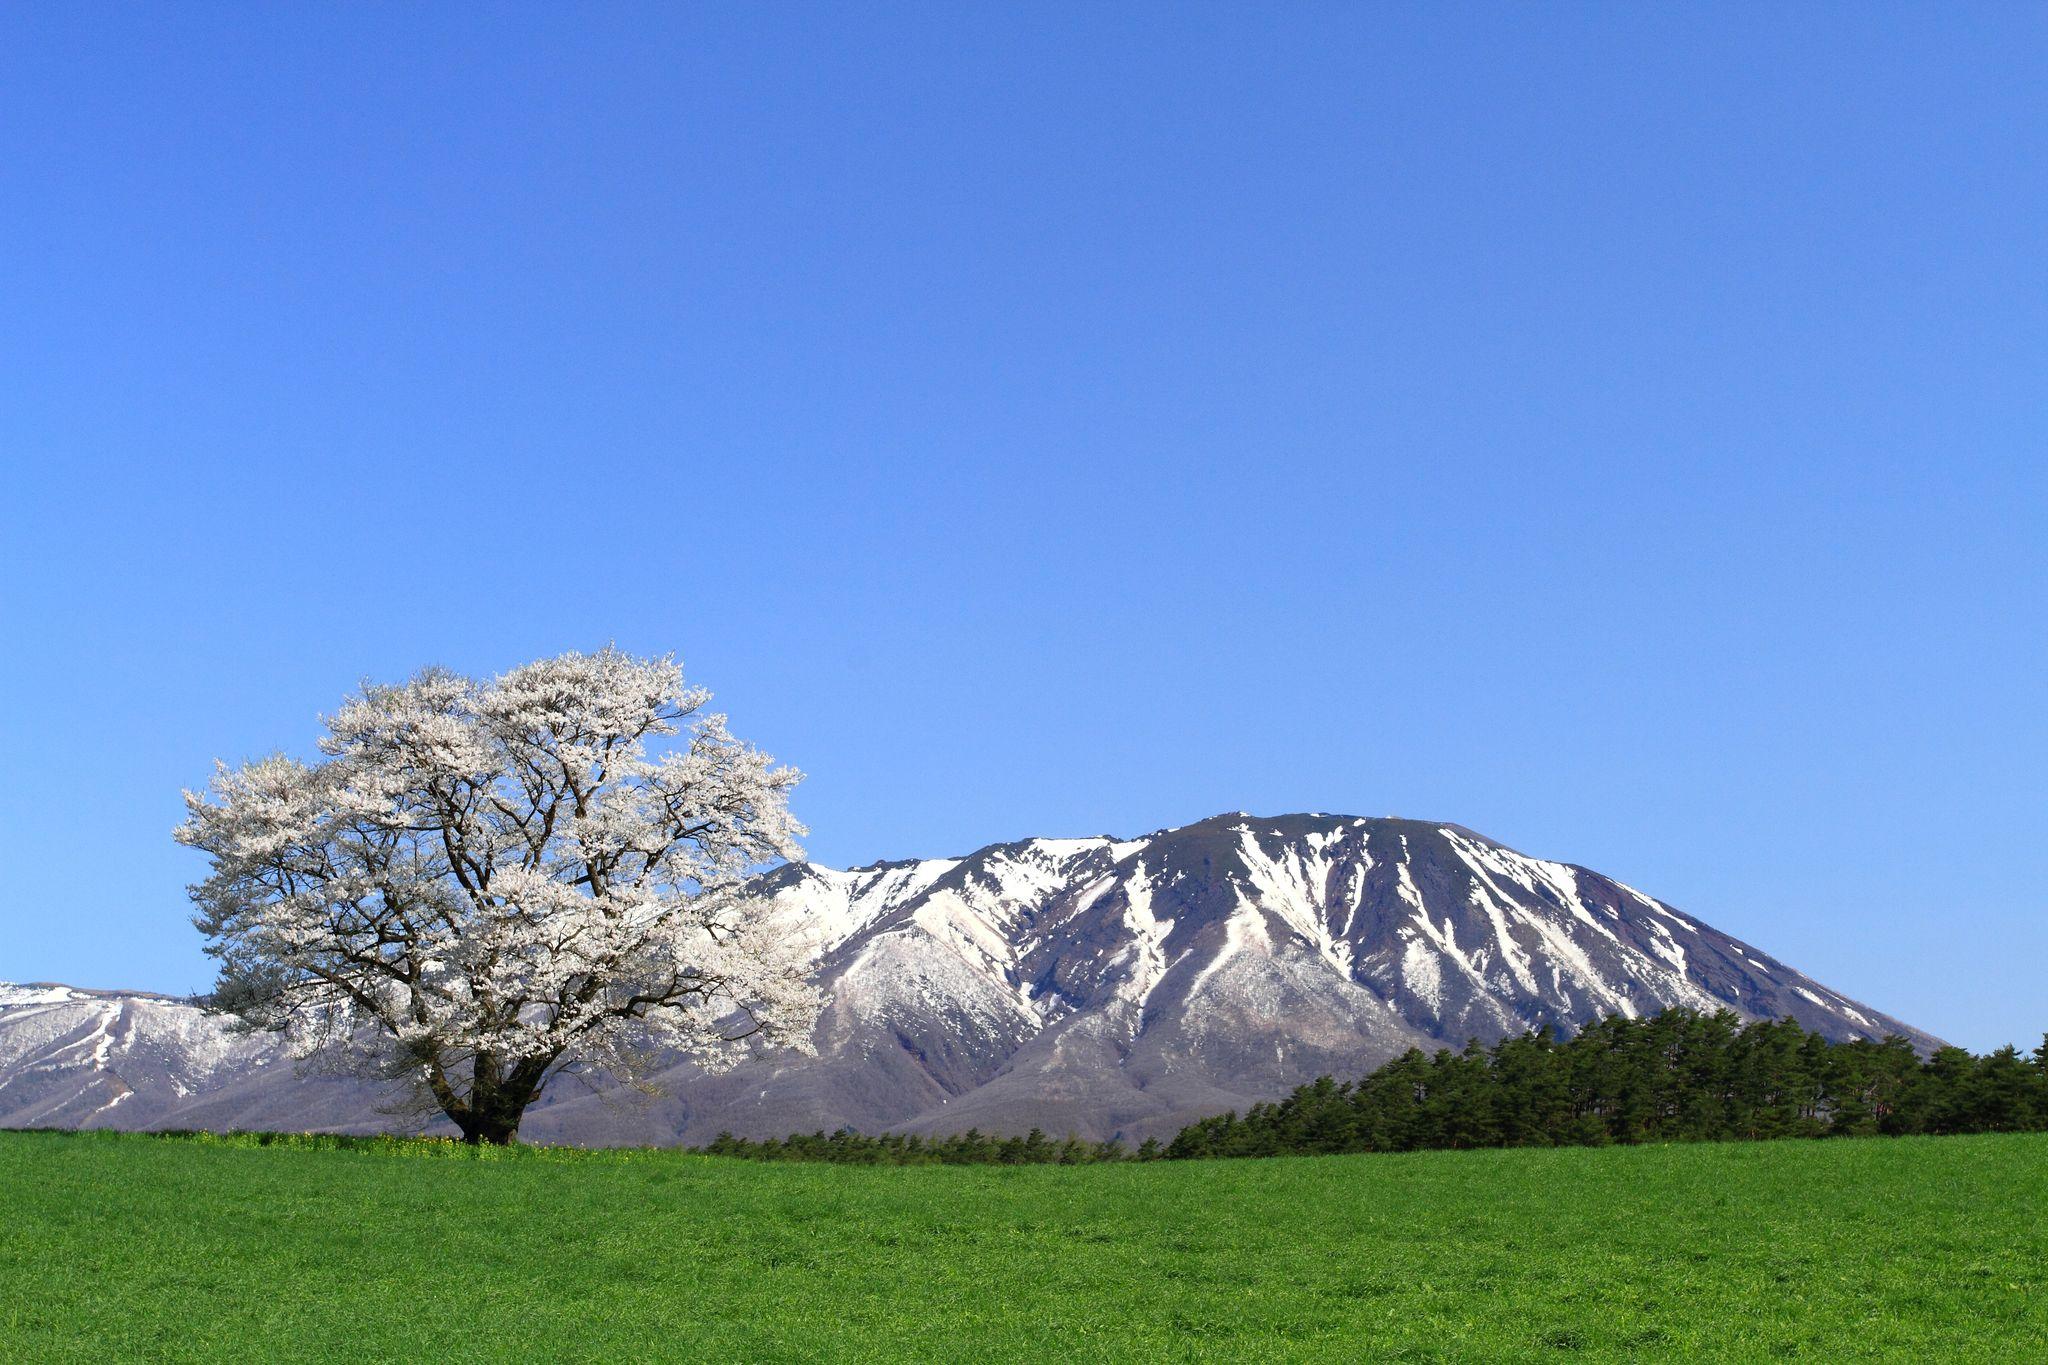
[{"x1": 689, "y1": 1009, "x2": 2048, "y2": 1166}]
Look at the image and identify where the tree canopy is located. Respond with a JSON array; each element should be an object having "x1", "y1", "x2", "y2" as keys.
[{"x1": 178, "y1": 648, "x2": 814, "y2": 1143}]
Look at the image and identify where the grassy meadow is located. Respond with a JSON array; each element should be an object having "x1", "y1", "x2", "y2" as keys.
[{"x1": 1, "y1": 1129, "x2": 2043, "y2": 1362}]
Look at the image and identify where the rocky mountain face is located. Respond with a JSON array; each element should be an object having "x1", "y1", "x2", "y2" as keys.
[{"x1": 0, "y1": 813, "x2": 1938, "y2": 1144}]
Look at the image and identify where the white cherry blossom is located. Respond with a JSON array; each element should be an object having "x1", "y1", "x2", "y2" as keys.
[{"x1": 177, "y1": 648, "x2": 816, "y2": 1143}]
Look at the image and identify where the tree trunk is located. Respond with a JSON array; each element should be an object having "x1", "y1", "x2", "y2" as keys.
[
  {"x1": 442, "y1": 1050, "x2": 554, "y2": 1146},
  {"x1": 458, "y1": 1050, "x2": 517, "y2": 1145},
  {"x1": 462, "y1": 1111, "x2": 520, "y2": 1146}
]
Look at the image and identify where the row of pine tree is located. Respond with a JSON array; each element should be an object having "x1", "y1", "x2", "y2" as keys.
[
  {"x1": 1169, "y1": 1010, "x2": 2048, "y2": 1157},
  {"x1": 703, "y1": 1010, "x2": 2048, "y2": 1164}
]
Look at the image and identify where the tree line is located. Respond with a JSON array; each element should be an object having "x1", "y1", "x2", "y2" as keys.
[
  {"x1": 700, "y1": 1127, "x2": 1146, "y2": 1165},
  {"x1": 1166, "y1": 1009, "x2": 2046, "y2": 1158},
  {"x1": 701, "y1": 1010, "x2": 2048, "y2": 1165}
]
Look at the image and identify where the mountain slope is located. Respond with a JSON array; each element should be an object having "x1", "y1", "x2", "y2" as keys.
[
  {"x1": 1, "y1": 813, "x2": 1938, "y2": 1143},
  {"x1": 0, "y1": 984, "x2": 393, "y2": 1133}
]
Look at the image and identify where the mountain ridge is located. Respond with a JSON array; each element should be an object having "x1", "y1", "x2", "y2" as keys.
[{"x1": 0, "y1": 812, "x2": 1940, "y2": 1144}]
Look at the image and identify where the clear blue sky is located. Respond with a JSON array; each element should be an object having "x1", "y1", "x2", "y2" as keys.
[{"x1": 2, "y1": 7, "x2": 2042, "y2": 1051}]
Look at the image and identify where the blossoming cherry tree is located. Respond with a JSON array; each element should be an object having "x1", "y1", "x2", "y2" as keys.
[{"x1": 178, "y1": 648, "x2": 817, "y2": 1144}]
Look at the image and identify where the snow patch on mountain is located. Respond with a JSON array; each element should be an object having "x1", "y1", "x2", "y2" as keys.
[{"x1": 0, "y1": 812, "x2": 1941, "y2": 1144}]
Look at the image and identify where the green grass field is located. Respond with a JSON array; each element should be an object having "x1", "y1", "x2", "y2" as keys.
[{"x1": 2, "y1": 1130, "x2": 2043, "y2": 1362}]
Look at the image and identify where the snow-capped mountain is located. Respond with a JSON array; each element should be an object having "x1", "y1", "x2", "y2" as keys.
[
  {"x1": 0, "y1": 983, "x2": 353, "y2": 1132},
  {"x1": 0, "y1": 813, "x2": 1938, "y2": 1144}
]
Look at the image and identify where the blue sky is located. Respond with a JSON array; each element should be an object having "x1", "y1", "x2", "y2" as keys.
[{"x1": 2, "y1": 6, "x2": 2042, "y2": 1051}]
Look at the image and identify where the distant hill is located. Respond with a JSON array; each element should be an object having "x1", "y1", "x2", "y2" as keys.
[{"x1": 0, "y1": 812, "x2": 1938, "y2": 1143}]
